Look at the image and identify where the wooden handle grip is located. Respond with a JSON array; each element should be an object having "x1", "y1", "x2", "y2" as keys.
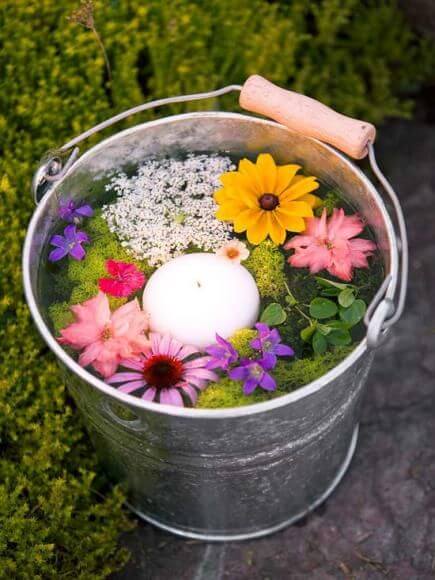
[{"x1": 239, "y1": 75, "x2": 376, "y2": 159}]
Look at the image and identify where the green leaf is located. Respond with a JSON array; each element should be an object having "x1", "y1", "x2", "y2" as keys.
[
  {"x1": 317, "y1": 323, "x2": 332, "y2": 336},
  {"x1": 260, "y1": 302, "x2": 287, "y2": 326},
  {"x1": 312, "y1": 331, "x2": 328, "y2": 354},
  {"x1": 315, "y1": 276, "x2": 350, "y2": 291},
  {"x1": 320, "y1": 287, "x2": 341, "y2": 297},
  {"x1": 309, "y1": 297, "x2": 338, "y2": 319},
  {"x1": 339, "y1": 299, "x2": 366, "y2": 326},
  {"x1": 327, "y1": 329, "x2": 352, "y2": 346},
  {"x1": 338, "y1": 288, "x2": 355, "y2": 308},
  {"x1": 300, "y1": 324, "x2": 316, "y2": 342},
  {"x1": 285, "y1": 291, "x2": 298, "y2": 306},
  {"x1": 326, "y1": 320, "x2": 350, "y2": 331}
]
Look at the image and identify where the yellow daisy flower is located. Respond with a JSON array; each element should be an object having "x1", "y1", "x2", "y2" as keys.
[{"x1": 214, "y1": 153, "x2": 321, "y2": 245}]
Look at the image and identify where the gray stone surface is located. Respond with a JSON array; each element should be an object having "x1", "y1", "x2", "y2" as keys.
[{"x1": 112, "y1": 121, "x2": 435, "y2": 579}]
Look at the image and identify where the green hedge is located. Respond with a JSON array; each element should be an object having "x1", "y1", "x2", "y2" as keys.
[{"x1": 0, "y1": 0, "x2": 433, "y2": 576}]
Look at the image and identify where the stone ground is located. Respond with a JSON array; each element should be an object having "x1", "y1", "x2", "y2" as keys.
[{"x1": 112, "y1": 119, "x2": 435, "y2": 580}]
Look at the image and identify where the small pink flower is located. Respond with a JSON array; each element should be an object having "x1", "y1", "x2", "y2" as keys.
[
  {"x1": 216, "y1": 240, "x2": 249, "y2": 263},
  {"x1": 285, "y1": 208, "x2": 376, "y2": 281},
  {"x1": 98, "y1": 260, "x2": 146, "y2": 298},
  {"x1": 59, "y1": 292, "x2": 150, "y2": 378},
  {"x1": 107, "y1": 333, "x2": 218, "y2": 407}
]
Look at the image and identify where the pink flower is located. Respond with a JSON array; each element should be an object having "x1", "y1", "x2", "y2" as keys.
[
  {"x1": 107, "y1": 333, "x2": 218, "y2": 407},
  {"x1": 285, "y1": 208, "x2": 376, "y2": 281},
  {"x1": 98, "y1": 259, "x2": 146, "y2": 298},
  {"x1": 59, "y1": 292, "x2": 150, "y2": 378}
]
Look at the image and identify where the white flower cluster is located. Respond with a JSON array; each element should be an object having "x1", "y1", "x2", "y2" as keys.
[{"x1": 101, "y1": 154, "x2": 236, "y2": 266}]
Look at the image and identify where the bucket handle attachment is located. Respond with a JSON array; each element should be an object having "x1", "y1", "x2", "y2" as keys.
[{"x1": 32, "y1": 78, "x2": 407, "y2": 348}]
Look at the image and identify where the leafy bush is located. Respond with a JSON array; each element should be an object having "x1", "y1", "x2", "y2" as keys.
[{"x1": 0, "y1": 0, "x2": 433, "y2": 576}]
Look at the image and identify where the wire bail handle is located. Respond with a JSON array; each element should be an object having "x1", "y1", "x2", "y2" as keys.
[{"x1": 32, "y1": 79, "x2": 407, "y2": 348}]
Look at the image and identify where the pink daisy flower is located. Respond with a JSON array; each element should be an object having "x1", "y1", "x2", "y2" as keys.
[
  {"x1": 107, "y1": 333, "x2": 218, "y2": 407},
  {"x1": 59, "y1": 292, "x2": 149, "y2": 378},
  {"x1": 98, "y1": 259, "x2": 146, "y2": 298},
  {"x1": 285, "y1": 208, "x2": 376, "y2": 281}
]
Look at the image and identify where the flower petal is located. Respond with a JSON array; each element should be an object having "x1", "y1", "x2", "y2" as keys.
[
  {"x1": 275, "y1": 164, "x2": 301, "y2": 194},
  {"x1": 256, "y1": 153, "x2": 277, "y2": 193},
  {"x1": 159, "y1": 388, "x2": 184, "y2": 406},
  {"x1": 246, "y1": 212, "x2": 269, "y2": 244}
]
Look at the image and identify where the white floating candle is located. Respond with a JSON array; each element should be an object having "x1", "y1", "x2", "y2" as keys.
[{"x1": 143, "y1": 253, "x2": 260, "y2": 349}]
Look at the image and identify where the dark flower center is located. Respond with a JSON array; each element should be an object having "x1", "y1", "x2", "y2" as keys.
[
  {"x1": 143, "y1": 354, "x2": 184, "y2": 388},
  {"x1": 259, "y1": 193, "x2": 279, "y2": 211}
]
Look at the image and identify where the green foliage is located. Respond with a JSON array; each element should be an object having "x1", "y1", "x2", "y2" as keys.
[
  {"x1": 245, "y1": 241, "x2": 287, "y2": 300},
  {"x1": 0, "y1": 0, "x2": 433, "y2": 575},
  {"x1": 229, "y1": 328, "x2": 257, "y2": 358},
  {"x1": 197, "y1": 347, "x2": 353, "y2": 408},
  {"x1": 260, "y1": 302, "x2": 287, "y2": 326},
  {"x1": 314, "y1": 190, "x2": 342, "y2": 217},
  {"x1": 48, "y1": 301, "x2": 74, "y2": 333}
]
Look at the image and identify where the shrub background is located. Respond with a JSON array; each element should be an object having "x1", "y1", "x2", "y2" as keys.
[{"x1": 0, "y1": 0, "x2": 433, "y2": 577}]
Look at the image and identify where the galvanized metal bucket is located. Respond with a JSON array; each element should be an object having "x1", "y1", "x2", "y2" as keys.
[{"x1": 23, "y1": 83, "x2": 407, "y2": 540}]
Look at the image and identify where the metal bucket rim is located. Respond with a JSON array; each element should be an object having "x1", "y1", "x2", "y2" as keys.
[{"x1": 23, "y1": 111, "x2": 397, "y2": 419}]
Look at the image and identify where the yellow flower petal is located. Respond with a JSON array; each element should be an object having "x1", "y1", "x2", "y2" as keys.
[
  {"x1": 275, "y1": 164, "x2": 301, "y2": 194},
  {"x1": 281, "y1": 177, "x2": 320, "y2": 202},
  {"x1": 238, "y1": 158, "x2": 263, "y2": 194},
  {"x1": 233, "y1": 208, "x2": 261, "y2": 233},
  {"x1": 215, "y1": 200, "x2": 246, "y2": 220},
  {"x1": 268, "y1": 213, "x2": 287, "y2": 245},
  {"x1": 280, "y1": 200, "x2": 313, "y2": 218},
  {"x1": 214, "y1": 188, "x2": 231, "y2": 204},
  {"x1": 275, "y1": 209, "x2": 306, "y2": 232},
  {"x1": 298, "y1": 193, "x2": 322, "y2": 208},
  {"x1": 246, "y1": 211, "x2": 269, "y2": 244},
  {"x1": 256, "y1": 153, "x2": 277, "y2": 193}
]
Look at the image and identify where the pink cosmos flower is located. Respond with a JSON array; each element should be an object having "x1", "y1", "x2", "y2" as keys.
[
  {"x1": 107, "y1": 333, "x2": 218, "y2": 407},
  {"x1": 98, "y1": 259, "x2": 146, "y2": 298},
  {"x1": 285, "y1": 208, "x2": 376, "y2": 281},
  {"x1": 59, "y1": 292, "x2": 149, "y2": 378}
]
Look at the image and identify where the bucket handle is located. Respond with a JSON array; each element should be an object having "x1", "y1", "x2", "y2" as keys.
[{"x1": 32, "y1": 80, "x2": 407, "y2": 348}]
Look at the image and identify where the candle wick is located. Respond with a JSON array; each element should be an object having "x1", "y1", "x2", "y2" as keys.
[{"x1": 196, "y1": 280, "x2": 202, "y2": 288}]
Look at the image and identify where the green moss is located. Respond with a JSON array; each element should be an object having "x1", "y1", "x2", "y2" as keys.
[
  {"x1": 314, "y1": 189, "x2": 342, "y2": 217},
  {"x1": 197, "y1": 346, "x2": 354, "y2": 408},
  {"x1": 48, "y1": 302, "x2": 74, "y2": 334},
  {"x1": 245, "y1": 241, "x2": 287, "y2": 300},
  {"x1": 229, "y1": 328, "x2": 257, "y2": 358}
]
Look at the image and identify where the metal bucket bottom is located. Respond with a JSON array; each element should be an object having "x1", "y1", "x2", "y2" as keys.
[{"x1": 126, "y1": 424, "x2": 359, "y2": 541}]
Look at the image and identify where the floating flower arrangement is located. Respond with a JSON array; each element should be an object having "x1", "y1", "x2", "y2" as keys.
[{"x1": 45, "y1": 153, "x2": 381, "y2": 408}]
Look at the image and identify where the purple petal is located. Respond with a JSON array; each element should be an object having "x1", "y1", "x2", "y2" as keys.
[
  {"x1": 250, "y1": 337, "x2": 262, "y2": 350},
  {"x1": 261, "y1": 352, "x2": 277, "y2": 368},
  {"x1": 50, "y1": 234, "x2": 67, "y2": 248},
  {"x1": 63, "y1": 224, "x2": 77, "y2": 240},
  {"x1": 118, "y1": 380, "x2": 146, "y2": 393},
  {"x1": 160, "y1": 388, "x2": 184, "y2": 406},
  {"x1": 120, "y1": 358, "x2": 144, "y2": 371},
  {"x1": 69, "y1": 243, "x2": 86, "y2": 261},
  {"x1": 184, "y1": 357, "x2": 210, "y2": 369},
  {"x1": 181, "y1": 384, "x2": 198, "y2": 405},
  {"x1": 142, "y1": 387, "x2": 157, "y2": 401},
  {"x1": 275, "y1": 344, "x2": 294, "y2": 357},
  {"x1": 75, "y1": 230, "x2": 89, "y2": 243},
  {"x1": 255, "y1": 322, "x2": 270, "y2": 335},
  {"x1": 49, "y1": 246, "x2": 68, "y2": 262},
  {"x1": 178, "y1": 344, "x2": 199, "y2": 360},
  {"x1": 243, "y1": 378, "x2": 258, "y2": 395},
  {"x1": 75, "y1": 204, "x2": 93, "y2": 217},
  {"x1": 259, "y1": 372, "x2": 276, "y2": 391},
  {"x1": 229, "y1": 366, "x2": 249, "y2": 381},
  {"x1": 184, "y1": 368, "x2": 217, "y2": 381},
  {"x1": 205, "y1": 344, "x2": 224, "y2": 358},
  {"x1": 107, "y1": 372, "x2": 143, "y2": 384}
]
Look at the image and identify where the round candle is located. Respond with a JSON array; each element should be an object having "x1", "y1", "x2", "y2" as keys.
[{"x1": 143, "y1": 253, "x2": 260, "y2": 348}]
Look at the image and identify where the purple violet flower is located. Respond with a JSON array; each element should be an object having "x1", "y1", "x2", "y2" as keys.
[
  {"x1": 229, "y1": 357, "x2": 276, "y2": 395},
  {"x1": 49, "y1": 224, "x2": 89, "y2": 262},
  {"x1": 204, "y1": 333, "x2": 239, "y2": 370},
  {"x1": 250, "y1": 323, "x2": 294, "y2": 366},
  {"x1": 58, "y1": 199, "x2": 93, "y2": 223}
]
